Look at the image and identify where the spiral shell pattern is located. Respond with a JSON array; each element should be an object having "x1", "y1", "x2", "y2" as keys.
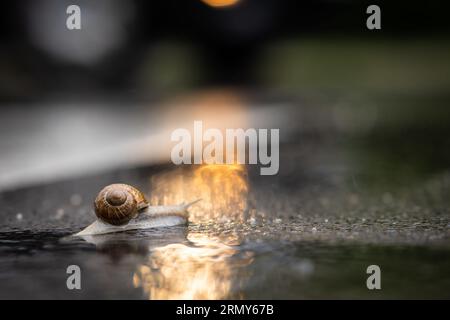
[{"x1": 94, "y1": 184, "x2": 149, "y2": 226}]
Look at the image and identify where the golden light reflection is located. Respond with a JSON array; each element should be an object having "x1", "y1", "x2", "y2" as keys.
[
  {"x1": 138, "y1": 90, "x2": 255, "y2": 299},
  {"x1": 133, "y1": 233, "x2": 253, "y2": 299},
  {"x1": 160, "y1": 90, "x2": 250, "y2": 136},
  {"x1": 150, "y1": 164, "x2": 250, "y2": 223},
  {"x1": 200, "y1": 0, "x2": 241, "y2": 9}
]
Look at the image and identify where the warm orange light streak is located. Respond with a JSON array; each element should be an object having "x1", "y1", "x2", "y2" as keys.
[
  {"x1": 133, "y1": 233, "x2": 253, "y2": 299},
  {"x1": 200, "y1": 0, "x2": 240, "y2": 8},
  {"x1": 149, "y1": 164, "x2": 249, "y2": 223}
]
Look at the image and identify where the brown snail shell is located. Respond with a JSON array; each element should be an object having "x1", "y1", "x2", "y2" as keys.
[{"x1": 94, "y1": 184, "x2": 149, "y2": 226}]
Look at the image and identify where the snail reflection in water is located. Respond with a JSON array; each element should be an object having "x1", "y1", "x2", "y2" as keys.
[{"x1": 75, "y1": 184, "x2": 200, "y2": 236}]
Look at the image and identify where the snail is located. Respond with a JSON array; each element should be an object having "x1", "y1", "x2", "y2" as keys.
[{"x1": 75, "y1": 183, "x2": 200, "y2": 236}]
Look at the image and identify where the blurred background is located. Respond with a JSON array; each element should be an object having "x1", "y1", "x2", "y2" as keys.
[
  {"x1": 0, "y1": 0, "x2": 450, "y2": 299},
  {"x1": 1, "y1": 0, "x2": 450, "y2": 190}
]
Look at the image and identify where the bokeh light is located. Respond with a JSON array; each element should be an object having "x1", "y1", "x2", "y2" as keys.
[{"x1": 200, "y1": 0, "x2": 241, "y2": 9}]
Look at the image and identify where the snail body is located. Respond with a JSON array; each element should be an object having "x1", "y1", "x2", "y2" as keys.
[{"x1": 75, "y1": 183, "x2": 199, "y2": 236}]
